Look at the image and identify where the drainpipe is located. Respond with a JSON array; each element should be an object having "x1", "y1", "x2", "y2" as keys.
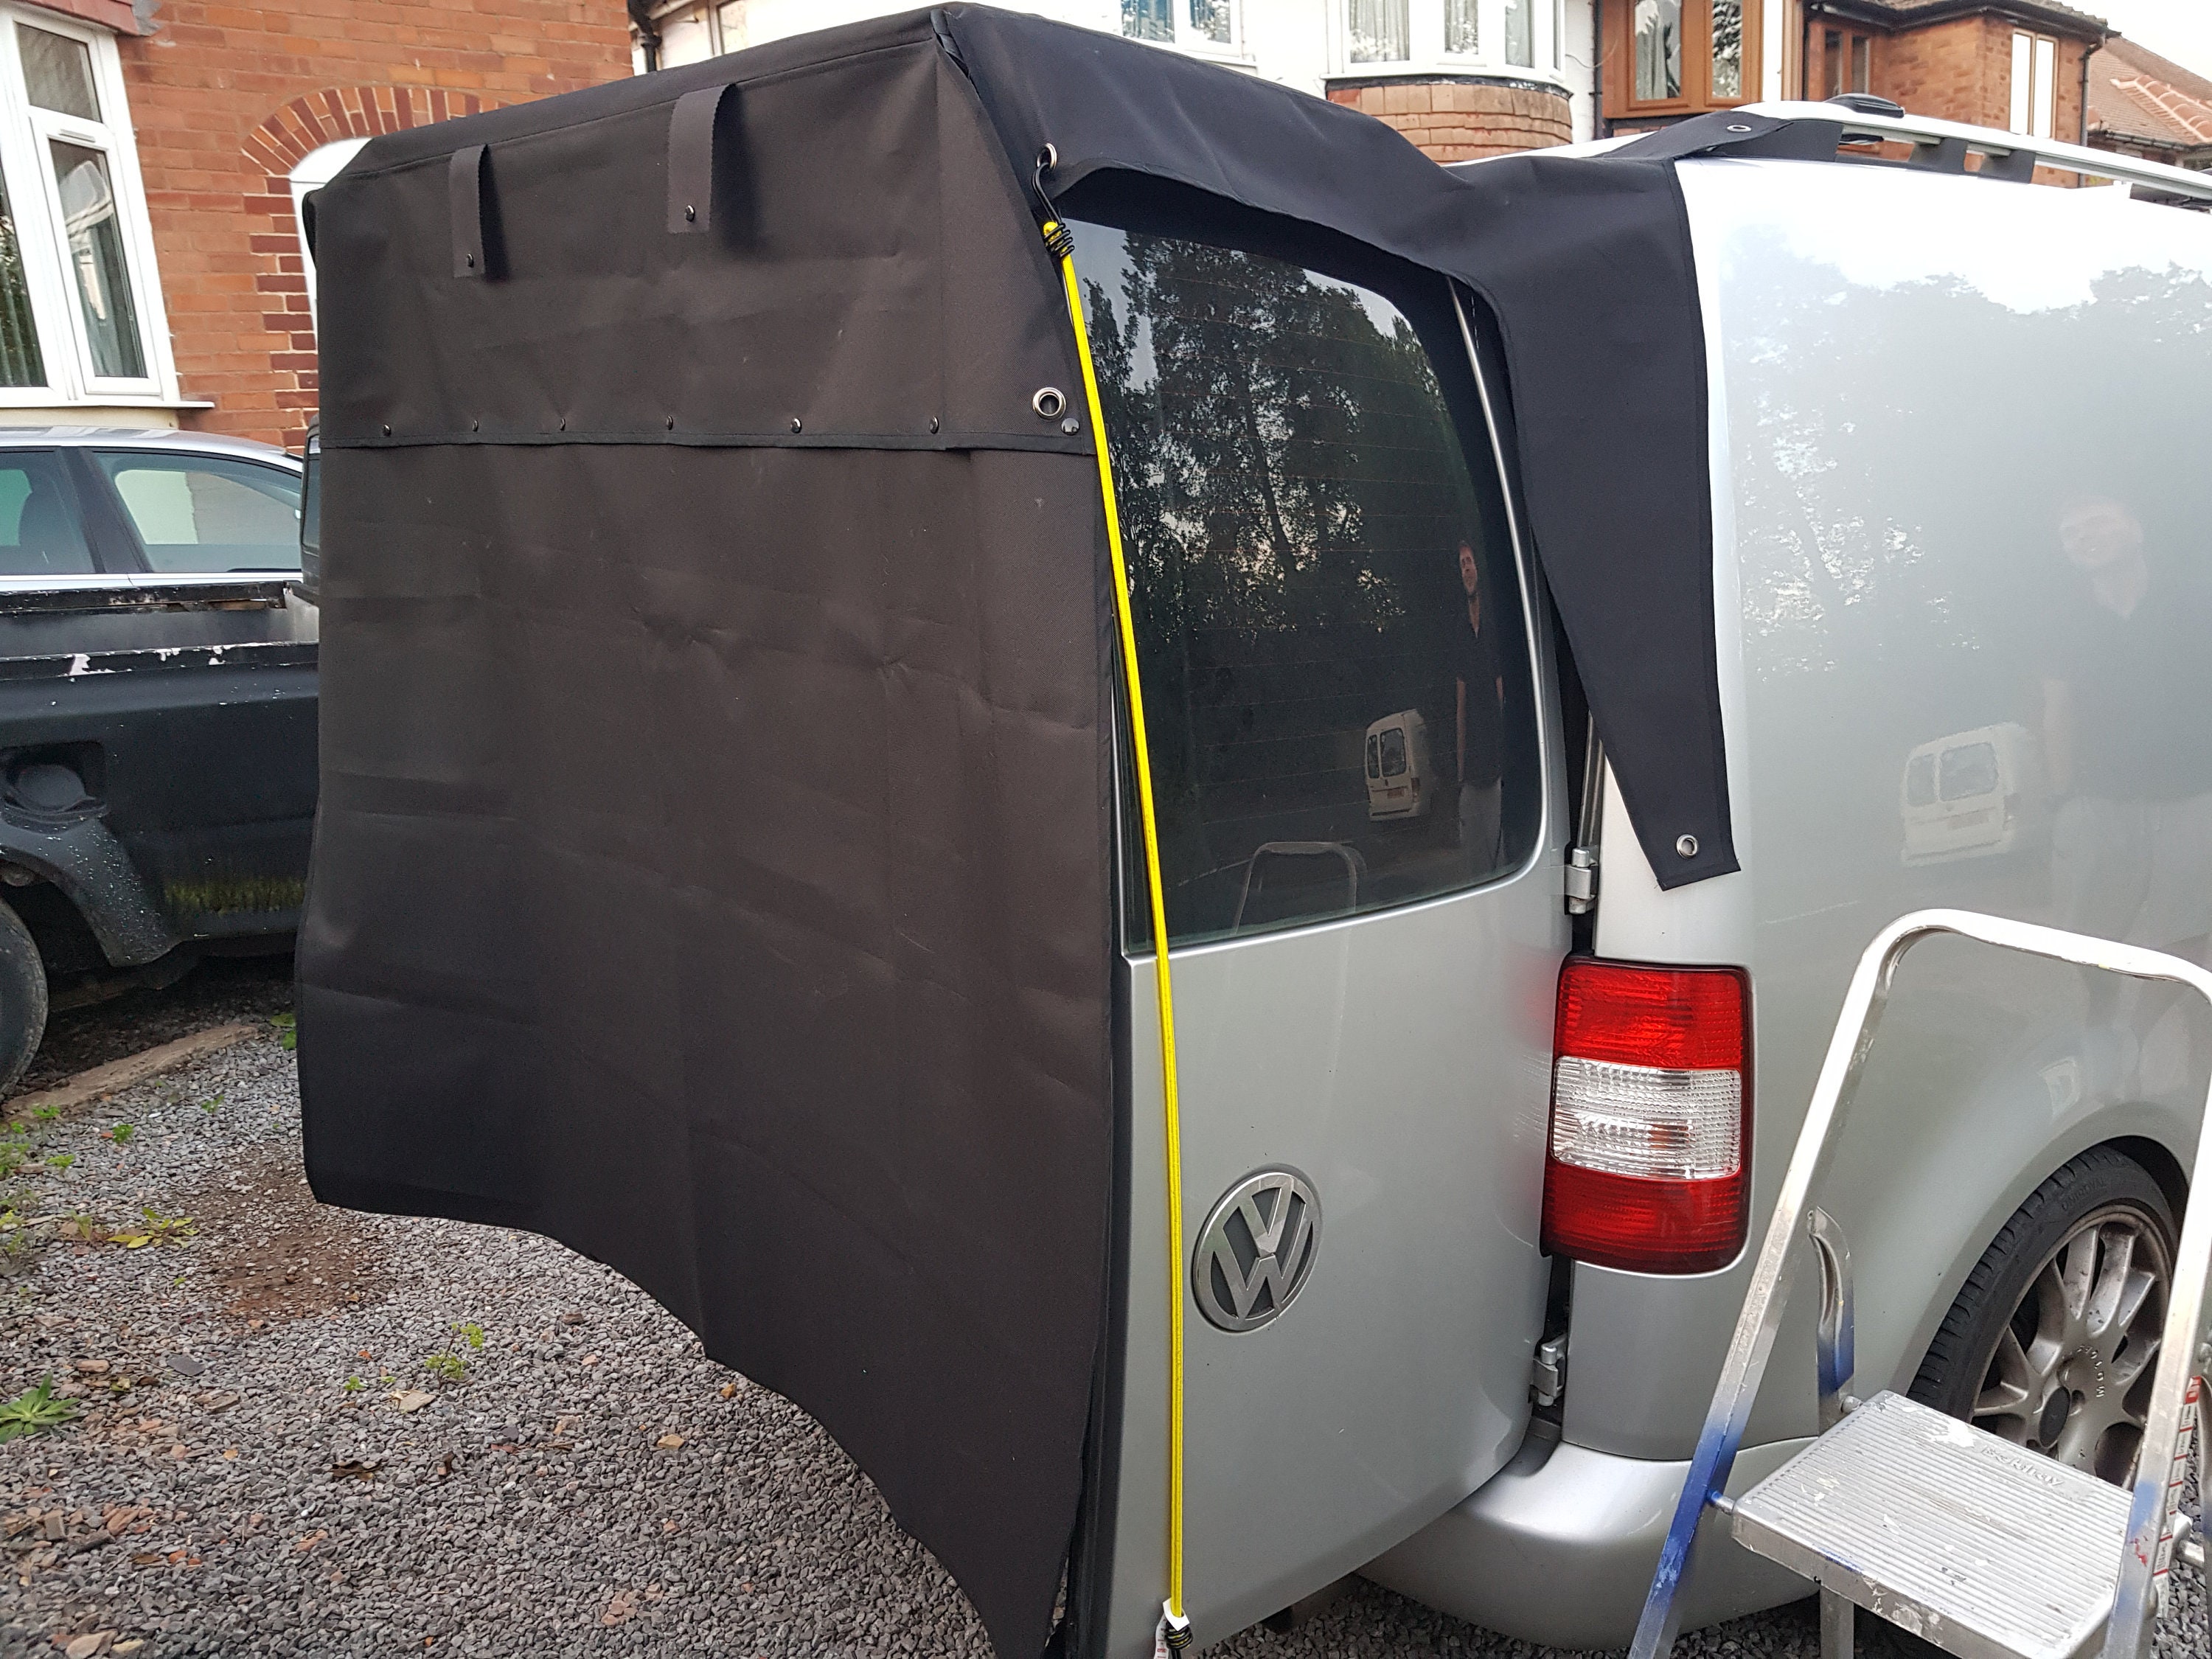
[
  {"x1": 627, "y1": 0, "x2": 661, "y2": 71},
  {"x1": 2079, "y1": 24, "x2": 2104, "y2": 147},
  {"x1": 2074, "y1": 23, "x2": 2107, "y2": 188},
  {"x1": 1591, "y1": 0, "x2": 1603, "y2": 139}
]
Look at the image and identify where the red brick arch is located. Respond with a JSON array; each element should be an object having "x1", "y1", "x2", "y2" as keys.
[{"x1": 238, "y1": 87, "x2": 504, "y2": 450}]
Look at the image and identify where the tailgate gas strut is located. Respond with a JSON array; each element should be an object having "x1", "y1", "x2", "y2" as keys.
[{"x1": 1043, "y1": 211, "x2": 1197, "y2": 1655}]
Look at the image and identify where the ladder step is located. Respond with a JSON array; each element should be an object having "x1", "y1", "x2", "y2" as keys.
[{"x1": 1728, "y1": 1391, "x2": 2135, "y2": 1659}]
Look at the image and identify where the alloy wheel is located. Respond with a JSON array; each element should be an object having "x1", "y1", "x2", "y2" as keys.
[{"x1": 1968, "y1": 1201, "x2": 2171, "y2": 1484}]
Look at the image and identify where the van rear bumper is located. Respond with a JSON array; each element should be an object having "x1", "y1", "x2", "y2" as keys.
[{"x1": 1360, "y1": 1431, "x2": 1816, "y2": 1649}]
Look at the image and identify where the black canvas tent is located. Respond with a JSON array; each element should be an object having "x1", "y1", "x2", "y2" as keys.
[{"x1": 299, "y1": 10, "x2": 1806, "y2": 1652}]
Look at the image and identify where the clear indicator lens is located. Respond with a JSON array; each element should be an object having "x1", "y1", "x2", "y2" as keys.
[{"x1": 1549, "y1": 1056, "x2": 1742, "y2": 1182}]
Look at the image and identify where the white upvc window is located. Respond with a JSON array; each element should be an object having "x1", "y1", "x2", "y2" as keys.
[
  {"x1": 2008, "y1": 30, "x2": 2057, "y2": 139},
  {"x1": 1332, "y1": 0, "x2": 1563, "y2": 83},
  {"x1": 641, "y1": 0, "x2": 748, "y2": 70},
  {"x1": 0, "y1": 7, "x2": 173, "y2": 406},
  {"x1": 1121, "y1": 0, "x2": 1245, "y2": 59}
]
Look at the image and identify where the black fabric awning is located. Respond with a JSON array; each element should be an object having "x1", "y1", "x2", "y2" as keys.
[
  {"x1": 302, "y1": 10, "x2": 1739, "y2": 1655},
  {"x1": 950, "y1": 15, "x2": 1742, "y2": 886}
]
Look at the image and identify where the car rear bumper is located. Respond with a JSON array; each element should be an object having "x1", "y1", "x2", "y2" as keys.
[{"x1": 1360, "y1": 1429, "x2": 1816, "y2": 1649}]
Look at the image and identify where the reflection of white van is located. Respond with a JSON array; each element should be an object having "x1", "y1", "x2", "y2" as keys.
[
  {"x1": 1900, "y1": 723, "x2": 2042, "y2": 864},
  {"x1": 1364, "y1": 709, "x2": 1432, "y2": 820}
]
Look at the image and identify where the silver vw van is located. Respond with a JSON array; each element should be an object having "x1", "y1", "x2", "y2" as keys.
[
  {"x1": 1078, "y1": 108, "x2": 2212, "y2": 1652},
  {"x1": 295, "y1": 12, "x2": 2212, "y2": 1651}
]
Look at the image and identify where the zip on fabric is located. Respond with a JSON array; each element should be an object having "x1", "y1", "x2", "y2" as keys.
[{"x1": 1043, "y1": 218, "x2": 1193, "y2": 1653}]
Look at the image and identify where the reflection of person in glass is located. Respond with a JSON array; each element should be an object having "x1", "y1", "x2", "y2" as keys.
[
  {"x1": 1455, "y1": 541, "x2": 1505, "y2": 869},
  {"x1": 2041, "y1": 494, "x2": 2212, "y2": 1019}
]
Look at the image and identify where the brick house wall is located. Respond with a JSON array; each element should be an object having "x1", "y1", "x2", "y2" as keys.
[
  {"x1": 117, "y1": 0, "x2": 630, "y2": 450},
  {"x1": 1327, "y1": 80, "x2": 1573, "y2": 162},
  {"x1": 1874, "y1": 13, "x2": 2083, "y2": 141}
]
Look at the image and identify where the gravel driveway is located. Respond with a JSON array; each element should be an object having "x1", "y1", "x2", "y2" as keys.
[{"x1": 1, "y1": 994, "x2": 2203, "y2": 1658}]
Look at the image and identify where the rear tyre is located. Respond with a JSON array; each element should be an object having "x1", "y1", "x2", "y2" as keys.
[
  {"x1": 0, "y1": 900, "x2": 46, "y2": 1094},
  {"x1": 1910, "y1": 1147, "x2": 2174, "y2": 1486}
]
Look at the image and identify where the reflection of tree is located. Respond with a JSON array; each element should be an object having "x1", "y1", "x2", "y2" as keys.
[
  {"x1": 1730, "y1": 233, "x2": 2212, "y2": 681},
  {"x1": 1710, "y1": 0, "x2": 1742, "y2": 96},
  {"x1": 0, "y1": 192, "x2": 44, "y2": 389},
  {"x1": 1085, "y1": 235, "x2": 1478, "y2": 932},
  {"x1": 1119, "y1": 0, "x2": 1169, "y2": 43},
  {"x1": 1722, "y1": 222, "x2": 2212, "y2": 901},
  {"x1": 1088, "y1": 237, "x2": 1458, "y2": 637},
  {"x1": 1635, "y1": 0, "x2": 1682, "y2": 99}
]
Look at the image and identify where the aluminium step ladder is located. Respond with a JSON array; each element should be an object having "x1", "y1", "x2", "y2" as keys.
[{"x1": 1631, "y1": 909, "x2": 2211, "y2": 1659}]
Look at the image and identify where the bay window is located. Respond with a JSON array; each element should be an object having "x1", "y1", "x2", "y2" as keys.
[
  {"x1": 1123, "y1": 0, "x2": 1242, "y2": 56},
  {"x1": 0, "y1": 7, "x2": 173, "y2": 407},
  {"x1": 1337, "y1": 0, "x2": 1563, "y2": 79}
]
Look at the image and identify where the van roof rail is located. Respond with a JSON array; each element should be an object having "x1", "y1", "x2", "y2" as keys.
[{"x1": 1732, "y1": 99, "x2": 2212, "y2": 207}]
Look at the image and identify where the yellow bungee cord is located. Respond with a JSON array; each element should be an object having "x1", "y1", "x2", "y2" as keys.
[{"x1": 1042, "y1": 216, "x2": 1192, "y2": 1652}]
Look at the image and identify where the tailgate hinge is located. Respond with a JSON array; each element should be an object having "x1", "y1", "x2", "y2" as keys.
[
  {"x1": 1531, "y1": 1333, "x2": 1569, "y2": 1407},
  {"x1": 1564, "y1": 846, "x2": 1599, "y2": 915}
]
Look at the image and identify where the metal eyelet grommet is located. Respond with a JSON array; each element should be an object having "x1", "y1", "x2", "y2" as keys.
[
  {"x1": 557, "y1": 417, "x2": 567, "y2": 431},
  {"x1": 470, "y1": 420, "x2": 479, "y2": 433},
  {"x1": 1725, "y1": 123, "x2": 1753, "y2": 133},
  {"x1": 1676, "y1": 834, "x2": 1700, "y2": 858},
  {"x1": 684, "y1": 205, "x2": 696, "y2": 223},
  {"x1": 381, "y1": 423, "x2": 392, "y2": 437},
  {"x1": 790, "y1": 417, "x2": 803, "y2": 434},
  {"x1": 928, "y1": 417, "x2": 940, "y2": 434},
  {"x1": 1061, "y1": 416, "x2": 1081, "y2": 436},
  {"x1": 464, "y1": 252, "x2": 476, "y2": 268},
  {"x1": 1037, "y1": 143, "x2": 1058, "y2": 173},
  {"x1": 1032, "y1": 387, "x2": 1067, "y2": 420},
  {"x1": 666, "y1": 417, "x2": 675, "y2": 430}
]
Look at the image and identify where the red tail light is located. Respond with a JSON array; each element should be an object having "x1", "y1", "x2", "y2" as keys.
[{"x1": 1540, "y1": 958, "x2": 1751, "y2": 1274}]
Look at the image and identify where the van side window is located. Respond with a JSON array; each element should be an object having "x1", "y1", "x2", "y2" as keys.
[
  {"x1": 1072, "y1": 223, "x2": 1539, "y2": 948},
  {"x1": 94, "y1": 452, "x2": 302, "y2": 574}
]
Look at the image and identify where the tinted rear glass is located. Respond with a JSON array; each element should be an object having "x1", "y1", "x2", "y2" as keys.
[{"x1": 1073, "y1": 223, "x2": 1538, "y2": 947}]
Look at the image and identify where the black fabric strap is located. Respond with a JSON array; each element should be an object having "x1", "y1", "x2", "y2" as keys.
[
  {"x1": 450, "y1": 144, "x2": 487, "y2": 278},
  {"x1": 1611, "y1": 109, "x2": 1844, "y2": 164},
  {"x1": 668, "y1": 84, "x2": 736, "y2": 234}
]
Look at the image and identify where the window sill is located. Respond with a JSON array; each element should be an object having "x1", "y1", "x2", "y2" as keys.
[
  {"x1": 1121, "y1": 35, "x2": 1256, "y2": 69},
  {"x1": 0, "y1": 397, "x2": 215, "y2": 428},
  {"x1": 1328, "y1": 66, "x2": 1570, "y2": 93},
  {"x1": 1615, "y1": 100, "x2": 1758, "y2": 119}
]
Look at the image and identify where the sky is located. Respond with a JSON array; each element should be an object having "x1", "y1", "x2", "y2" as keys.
[{"x1": 2088, "y1": 0, "x2": 2212, "y2": 80}]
